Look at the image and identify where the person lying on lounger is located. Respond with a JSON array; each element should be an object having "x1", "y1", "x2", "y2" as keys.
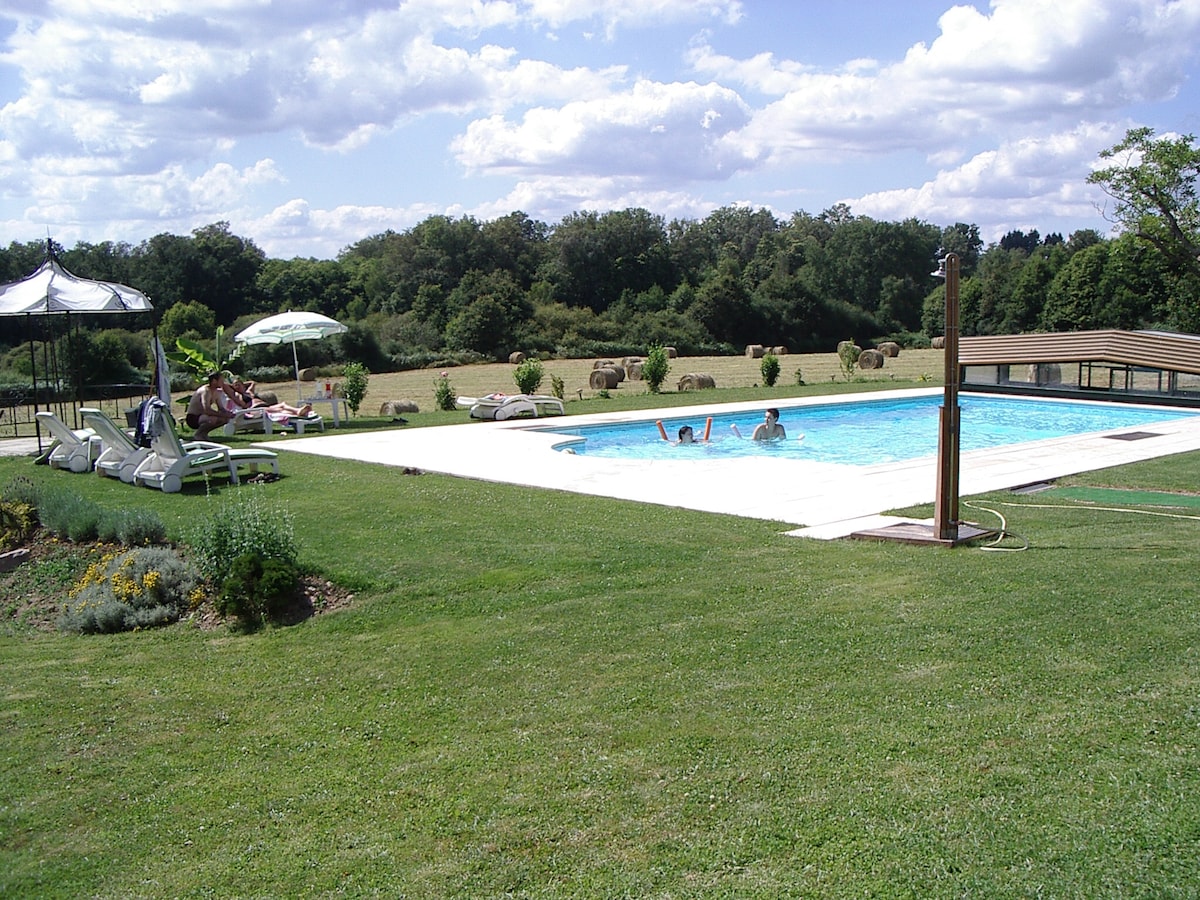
[
  {"x1": 260, "y1": 401, "x2": 314, "y2": 417},
  {"x1": 221, "y1": 391, "x2": 314, "y2": 418}
]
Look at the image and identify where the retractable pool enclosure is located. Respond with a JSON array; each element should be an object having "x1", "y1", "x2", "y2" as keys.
[{"x1": 958, "y1": 329, "x2": 1200, "y2": 407}]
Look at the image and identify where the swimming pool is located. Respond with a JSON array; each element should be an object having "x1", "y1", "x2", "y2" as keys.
[{"x1": 539, "y1": 395, "x2": 1200, "y2": 466}]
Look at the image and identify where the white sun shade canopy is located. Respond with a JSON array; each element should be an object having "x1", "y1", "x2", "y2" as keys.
[{"x1": 0, "y1": 257, "x2": 153, "y2": 315}]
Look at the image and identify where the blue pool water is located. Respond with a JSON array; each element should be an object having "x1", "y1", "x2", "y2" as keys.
[{"x1": 538, "y1": 395, "x2": 1198, "y2": 466}]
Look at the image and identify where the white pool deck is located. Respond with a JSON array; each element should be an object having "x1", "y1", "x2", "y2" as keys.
[{"x1": 266, "y1": 388, "x2": 1200, "y2": 540}]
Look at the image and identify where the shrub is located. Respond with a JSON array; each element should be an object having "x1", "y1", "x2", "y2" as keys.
[
  {"x1": 96, "y1": 510, "x2": 122, "y2": 544},
  {"x1": 216, "y1": 553, "x2": 301, "y2": 630},
  {"x1": 188, "y1": 491, "x2": 298, "y2": 573},
  {"x1": 513, "y1": 357, "x2": 544, "y2": 395},
  {"x1": 550, "y1": 373, "x2": 565, "y2": 400},
  {"x1": 341, "y1": 361, "x2": 369, "y2": 414},
  {"x1": 642, "y1": 344, "x2": 670, "y2": 393},
  {"x1": 0, "y1": 500, "x2": 36, "y2": 550},
  {"x1": 837, "y1": 340, "x2": 862, "y2": 381},
  {"x1": 122, "y1": 510, "x2": 168, "y2": 547},
  {"x1": 2, "y1": 475, "x2": 41, "y2": 507},
  {"x1": 795, "y1": 367, "x2": 806, "y2": 386},
  {"x1": 38, "y1": 487, "x2": 101, "y2": 542},
  {"x1": 30, "y1": 484, "x2": 166, "y2": 548},
  {"x1": 245, "y1": 365, "x2": 293, "y2": 384},
  {"x1": 434, "y1": 372, "x2": 457, "y2": 411},
  {"x1": 760, "y1": 353, "x2": 781, "y2": 387},
  {"x1": 98, "y1": 508, "x2": 168, "y2": 546},
  {"x1": 59, "y1": 546, "x2": 200, "y2": 634}
]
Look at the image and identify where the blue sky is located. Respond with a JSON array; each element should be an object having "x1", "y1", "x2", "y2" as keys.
[{"x1": 1, "y1": 0, "x2": 1198, "y2": 260}]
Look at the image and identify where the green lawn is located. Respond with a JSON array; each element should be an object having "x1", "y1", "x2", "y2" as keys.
[{"x1": 2, "y1": 396, "x2": 1199, "y2": 897}]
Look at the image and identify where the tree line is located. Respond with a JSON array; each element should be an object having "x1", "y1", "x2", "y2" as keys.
[{"x1": 3, "y1": 128, "x2": 1197, "y2": 385}]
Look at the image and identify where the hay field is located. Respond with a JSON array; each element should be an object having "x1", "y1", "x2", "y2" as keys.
[{"x1": 279, "y1": 348, "x2": 946, "y2": 413}]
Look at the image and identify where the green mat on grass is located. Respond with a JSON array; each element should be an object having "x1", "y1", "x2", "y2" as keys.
[{"x1": 1049, "y1": 486, "x2": 1200, "y2": 509}]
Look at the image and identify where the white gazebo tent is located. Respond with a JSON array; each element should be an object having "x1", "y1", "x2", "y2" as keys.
[{"x1": 0, "y1": 241, "x2": 155, "y2": 450}]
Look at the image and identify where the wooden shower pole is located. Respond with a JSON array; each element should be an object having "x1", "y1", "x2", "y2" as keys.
[{"x1": 933, "y1": 252, "x2": 961, "y2": 541}]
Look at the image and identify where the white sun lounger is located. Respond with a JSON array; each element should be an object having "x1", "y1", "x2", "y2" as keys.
[
  {"x1": 132, "y1": 400, "x2": 279, "y2": 493},
  {"x1": 457, "y1": 394, "x2": 565, "y2": 421},
  {"x1": 222, "y1": 407, "x2": 325, "y2": 436},
  {"x1": 80, "y1": 407, "x2": 152, "y2": 482},
  {"x1": 34, "y1": 411, "x2": 99, "y2": 473}
]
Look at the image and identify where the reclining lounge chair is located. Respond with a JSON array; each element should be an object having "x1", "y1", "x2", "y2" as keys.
[
  {"x1": 456, "y1": 393, "x2": 565, "y2": 421},
  {"x1": 132, "y1": 400, "x2": 280, "y2": 493},
  {"x1": 80, "y1": 407, "x2": 152, "y2": 482},
  {"x1": 222, "y1": 407, "x2": 325, "y2": 437},
  {"x1": 34, "y1": 411, "x2": 98, "y2": 473}
]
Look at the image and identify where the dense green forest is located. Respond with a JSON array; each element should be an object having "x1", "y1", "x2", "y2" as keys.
[{"x1": 4, "y1": 127, "x2": 1199, "y2": 388}]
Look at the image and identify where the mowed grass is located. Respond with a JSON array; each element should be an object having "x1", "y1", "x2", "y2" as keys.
[{"x1": 2, "y1": 371, "x2": 1200, "y2": 897}]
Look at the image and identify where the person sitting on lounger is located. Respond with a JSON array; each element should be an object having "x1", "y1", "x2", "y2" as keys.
[
  {"x1": 186, "y1": 372, "x2": 235, "y2": 439},
  {"x1": 226, "y1": 377, "x2": 261, "y2": 407},
  {"x1": 752, "y1": 408, "x2": 786, "y2": 441}
]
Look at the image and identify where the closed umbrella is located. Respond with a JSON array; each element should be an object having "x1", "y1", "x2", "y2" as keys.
[
  {"x1": 151, "y1": 336, "x2": 171, "y2": 405},
  {"x1": 234, "y1": 311, "x2": 347, "y2": 403}
]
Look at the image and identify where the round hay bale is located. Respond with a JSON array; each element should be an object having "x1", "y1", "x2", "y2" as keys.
[
  {"x1": 664, "y1": 346, "x2": 678, "y2": 358},
  {"x1": 876, "y1": 341, "x2": 900, "y2": 358},
  {"x1": 1028, "y1": 363, "x2": 1062, "y2": 385},
  {"x1": 508, "y1": 351, "x2": 526, "y2": 364},
  {"x1": 836, "y1": 340, "x2": 860, "y2": 356},
  {"x1": 858, "y1": 349, "x2": 885, "y2": 370},
  {"x1": 931, "y1": 336, "x2": 946, "y2": 349},
  {"x1": 677, "y1": 372, "x2": 717, "y2": 391},
  {"x1": 593, "y1": 359, "x2": 616, "y2": 370},
  {"x1": 380, "y1": 399, "x2": 420, "y2": 415},
  {"x1": 745, "y1": 343, "x2": 765, "y2": 358},
  {"x1": 589, "y1": 367, "x2": 620, "y2": 390},
  {"x1": 771, "y1": 346, "x2": 789, "y2": 356},
  {"x1": 608, "y1": 365, "x2": 626, "y2": 382},
  {"x1": 298, "y1": 367, "x2": 320, "y2": 382},
  {"x1": 626, "y1": 361, "x2": 644, "y2": 380},
  {"x1": 621, "y1": 356, "x2": 643, "y2": 369},
  {"x1": 256, "y1": 390, "x2": 278, "y2": 405}
]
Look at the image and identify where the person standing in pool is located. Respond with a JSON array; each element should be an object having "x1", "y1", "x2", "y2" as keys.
[
  {"x1": 677, "y1": 425, "x2": 696, "y2": 444},
  {"x1": 752, "y1": 408, "x2": 786, "y2": 441}
]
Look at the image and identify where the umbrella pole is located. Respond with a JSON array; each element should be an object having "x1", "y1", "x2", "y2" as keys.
[{"x1": 292, "y1": 340, "x2": 302, "y2": 404}]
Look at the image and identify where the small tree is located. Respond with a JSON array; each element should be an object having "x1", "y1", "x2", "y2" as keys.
[
  {"x1": 513, "y1": 357, "x2": 544, "y2": 395},
  {"x1": 760, "y1": 353, "x2": 780, "y2": 387},
  {"x1": 642, "y1": 344, "x2": 670, "y2": 393},
  {"x1": 434, "y1": 372, "x2": 457, "y2": 411},
  {"x1": 837, "y1": 340, "x2": 861, "y2": 381},
  {"x1": 340, "y1": 362, "x2": 369, "y2": 414},
  {"x1": 216, "y1": 553, "x2": 300, "y2": 632}
]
